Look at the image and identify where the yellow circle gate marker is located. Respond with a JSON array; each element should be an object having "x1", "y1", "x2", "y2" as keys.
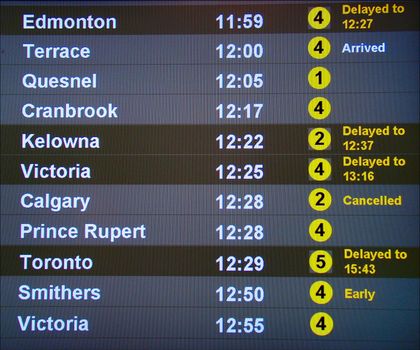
[
  {"x1": 308, "y1": 7, "x2": 331, "y2": 30},
  {"x1": 308, "y1": 36, "x2": 331, "y2": 59},
  {"x1": 310, "y1": 312, "x2": 334, "y2": 336}
]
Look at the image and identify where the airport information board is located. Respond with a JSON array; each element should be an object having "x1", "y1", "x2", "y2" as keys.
[{"x1": 1, "y1": 1, "x2": 419, "y2": 349}]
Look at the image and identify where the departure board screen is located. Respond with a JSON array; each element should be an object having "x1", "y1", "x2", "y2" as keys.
[{"x1": 0, "y1": 1, "x2": 419, "y2": 349}]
